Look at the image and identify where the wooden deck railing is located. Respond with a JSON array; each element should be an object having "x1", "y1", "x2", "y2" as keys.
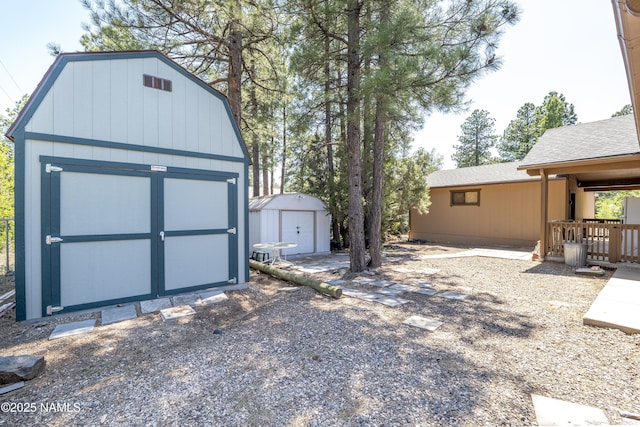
[{"x1": 548, "y1": 220, "x2": 640, "y2": 263}]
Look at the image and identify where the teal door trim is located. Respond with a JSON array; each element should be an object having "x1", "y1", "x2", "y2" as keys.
[
  {"x1": 157, "y1": 171, "x2": 238, "y2": 296},
  {"x1": 41, "y1": 161, "x2": 155, "y2": 315},
  {"x1": 40, "y1": 156, "x2": 239, "y2": 315}
]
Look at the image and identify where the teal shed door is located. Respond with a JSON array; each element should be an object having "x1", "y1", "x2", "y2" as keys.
[
  {"x1": 159, "y1": 174, "x2": 238, "y2": 295},
  {"x1": 41, "y1": 159, "x2": 237, "y2": 316}
]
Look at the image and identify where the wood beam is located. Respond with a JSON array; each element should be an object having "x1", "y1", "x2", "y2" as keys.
[{"x1": 519, "y1": 154, "x2": 640, "y2": 176}]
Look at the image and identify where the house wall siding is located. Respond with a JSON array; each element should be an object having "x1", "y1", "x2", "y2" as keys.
[{"x1": 409, "y1": 179, "x2": 568, "y2": 247}]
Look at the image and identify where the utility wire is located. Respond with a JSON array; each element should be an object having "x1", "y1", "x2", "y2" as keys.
[
  {"x1": 0, "y1": 58, "x2": 24, "y2": 94},
  {"x1": 0, "y1": 83, "x2": 14, "y2": 106}
]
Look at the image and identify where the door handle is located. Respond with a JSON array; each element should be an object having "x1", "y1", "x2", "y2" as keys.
[{"x1": 160, "y1": 231, "x2": 165, "y2": 241}]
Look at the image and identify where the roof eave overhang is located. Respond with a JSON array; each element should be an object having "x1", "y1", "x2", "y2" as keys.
[
  {"x1": 518, "y1": 152, "x2": 640, "y2": 176},
  {"x1": 427, "y1": 176, "x2": 565, "y2": 189},
  {"x1": 612, "y1": 0, "x2": 640, "y2": 142}
]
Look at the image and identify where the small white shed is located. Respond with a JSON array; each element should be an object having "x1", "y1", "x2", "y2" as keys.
[
  {"x1": 7, "y1": 51, "x2": 249, "y2": 320},
  {"x1": 249, "y1": 193, "x2": 331, "y2": 256}
]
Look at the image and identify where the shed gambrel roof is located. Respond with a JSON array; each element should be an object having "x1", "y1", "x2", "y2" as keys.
[
  {"x1": 519, "y1": 114, "x2": 640, "y2": 168},
  {"x1": 427, "y1": 162, "x2": 548, "y2": 188},
  {"x1": 6, "y1": 50, "x2": 249, "y2": 161}
]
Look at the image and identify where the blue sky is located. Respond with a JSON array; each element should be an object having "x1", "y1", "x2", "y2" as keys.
[
  {"x1": 414, "y1": 0, "x2": 631, "y2": 168},
  {"x1": 0, "y1": 1, "x2": 632, "y2": 169},
  {"x1": 0, "y1": 1, "x2": 88, "y2": 113}
]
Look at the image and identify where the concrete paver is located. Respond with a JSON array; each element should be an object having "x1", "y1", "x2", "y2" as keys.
[
  {"x1": 414, "y1": 288, "x2": 439, "y2": 296},
  {"x1": 341, "y1": 287, "x2": 411, "y2": 307},
  {"x1": 531, "y1": 394, "x2": 609, "y2": 426},
  {"x1": 160, "y1": 305, "x2": 196, "y2": 321},
  {"x1": 421, "y1": 248, "x2": 532, "y2": 261},
  {"x1": 584, "y1": 265, "x2": 640, "y2": 334},
  {"x1": 49, "y1": 319, "x2": 96, "y2": 340},
  {"x1": 172, "y1": 294, "x2": 201, "y2": 307},
  {"x1": 101, "y1": 305, "x2": 137, "y2": 325},
  {"x1": 412, "y1": 281, "x2": 434, "y2": 288},
  {"x1": 388, "y1": 283, "x2": 422, "y2": 293},
  {"x1": 372, "y1": 287, "x2": 404, "y2": 296},
  {"x1": 438, "y1": 291, "x2": 468, "y2": 301},
  {"x1": 140, "y1": 298, "x2": 172, "y2": 314},
  {"x1": 403, "y1": 315, "x2": 443, "y2": 331}
]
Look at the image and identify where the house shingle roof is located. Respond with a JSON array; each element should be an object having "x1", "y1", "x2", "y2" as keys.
[
  {"x1": 427, "y1": 162, "x2": 542, "y2": 188},
  {"x1": 428, "y1": 115, "x2": 639, "y2": 188},
  {"x1": 520, "y1": 114, "x2": 640, "y2": 167}
]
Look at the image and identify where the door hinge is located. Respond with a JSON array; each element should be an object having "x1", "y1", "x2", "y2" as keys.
[
  {"x1": 45, "y1": 164, "x2": 63, "y2": 173},
  {"x1": 46, "y1": 305, "x2": 64, "y2": 315},
  {"x1": 45, "y1": 235, "x2": 63, "y2": 245},
  {"x1": 228, "y1": 277, "x2": 237, "y2": 284},
  {"x1": 227, "y1": 227, "x2": 237, "y2": 234},
  {"x1": 226, "y1": 178, "x2": 236, "y2": 185}
]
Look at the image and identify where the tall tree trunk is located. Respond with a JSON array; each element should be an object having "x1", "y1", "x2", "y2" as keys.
[
  {"x1": 280, "y1": 105, "x2": 287, "y2": 194},
  {"x1": 269, "y1": 168, "x2": 275, "y2": 194},
  {"x1": 252, "y1": 143, "x2": 260, "y2": 196},
  {"x1": 369, "y1": 1, "x2": 389, "y2": 268},
  {"x1": 475, "y1": 134, "x2": 479, "y2": 166},
  {"x1": 362, "y1": 55, "x2": 373, "y2": 249},
  {"x1": 346, "y1": 0, "x2": 366, "y2": 272},
  {"x1": 369, "y1": 104, "x2": 385, "y2": 267},
  {"x1": 324, "y1": 25, "x2": 340, "y2": 249},
  {"x1": 249, "y1": 63, "x2": 260, "y2": 197},
  {"x1": 262, "y1": 143, "x2": 270, "y2": 196},
  {"x1": 338, "y1": 73, "x2": 349, "y2": 249},
  {"x1": 228, "y1": 29, "x2": 242, "y2": 130}
]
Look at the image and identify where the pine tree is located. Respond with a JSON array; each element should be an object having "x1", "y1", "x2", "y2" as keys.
[
  {"x1": 535, "y1": 91, "x2": 578, "y2": 131},
  {"x1": 452, "y1": 109, "x2": 498, "y2": 167},
  {"x1": 497, "y1": 102, "x2": 538, "y2": 161},
  {"x1": 81, "y1": 0, "x2": 285, "y2": 196},
  {"x1": 612, "y1": 104, "x2": 633, "y2": 117}
]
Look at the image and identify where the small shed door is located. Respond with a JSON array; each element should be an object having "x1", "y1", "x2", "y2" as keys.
[
  {"x1": 41, "y1": 159, "x2": 238, "y2": 315},
  {"x1": 281, "y1": 211, "x2": 315, "y2": 255}
]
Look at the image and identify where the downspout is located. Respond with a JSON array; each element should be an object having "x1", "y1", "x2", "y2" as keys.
[{"x1": 612, "y1": 0, "x2": 640, "y2": 143}]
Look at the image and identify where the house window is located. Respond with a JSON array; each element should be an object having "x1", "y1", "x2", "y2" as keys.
[
  {"x1": 451, "y1": 190, "x2": 480, "y2": 206},
  {"x1": 143, "y1": 74, "x2": 172, "y2": 92}
]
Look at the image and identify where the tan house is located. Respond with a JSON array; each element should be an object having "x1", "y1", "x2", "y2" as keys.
[
  {"x1": 519, "y1": 114, "x2": 640, "y2": 262},
  {"x1": 412, "y1": 1, "x2": 640, "y2": 260},
  {"x1": 411, "y1": 115, "x2": 640, "y2": 257},
  {"x1": 409, "y1": 162, "x2": 588, "y2": 247}
]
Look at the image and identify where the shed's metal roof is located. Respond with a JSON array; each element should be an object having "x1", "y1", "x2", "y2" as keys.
[
  {"x1": 520, "y1": 114, "x2": 640, "y2": 168},
  {"x1": 249, "y1": 193, "x2": 327, "y2": 211},
  {"x1": 427, "y1": 162, "x2": 542, "y2": 188}
]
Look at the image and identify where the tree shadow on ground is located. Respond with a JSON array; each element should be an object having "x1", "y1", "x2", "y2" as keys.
[
  {"x1": 522, "y1": 262, "x2": 613, "y2": 280},
  {"x1": 0, "y1": 276, "x2": 541, "y2": 426}
]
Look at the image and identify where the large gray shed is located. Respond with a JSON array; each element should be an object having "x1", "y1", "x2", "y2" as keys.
[
  {"x1": 7, "y1": 51, "x2": 249, "y2": 321},
  {"x1": 249, "y1": 193, "x2": 331, "y2": 256}
]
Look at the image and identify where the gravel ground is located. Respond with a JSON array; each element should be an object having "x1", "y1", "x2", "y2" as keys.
[{"x1": 0, "y1": 242, "x2": 639, "y2": 426}]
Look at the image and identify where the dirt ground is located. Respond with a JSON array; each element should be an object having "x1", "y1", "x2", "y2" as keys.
[{"x1": 0, "y1": 242, "x2": 639, "y2": 426}]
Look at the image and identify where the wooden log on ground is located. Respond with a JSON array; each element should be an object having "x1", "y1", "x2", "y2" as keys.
[{"x1": 249, "y1": 259, "x2": 342, "y2": 299}]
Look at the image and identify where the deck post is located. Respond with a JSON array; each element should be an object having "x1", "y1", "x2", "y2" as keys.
[
  {"x1": 609, "y1": 224, "x2": 621, "y2": 263},
  {"x1": 540, "y1": 169, "x2": 548, "y2": 259}
]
